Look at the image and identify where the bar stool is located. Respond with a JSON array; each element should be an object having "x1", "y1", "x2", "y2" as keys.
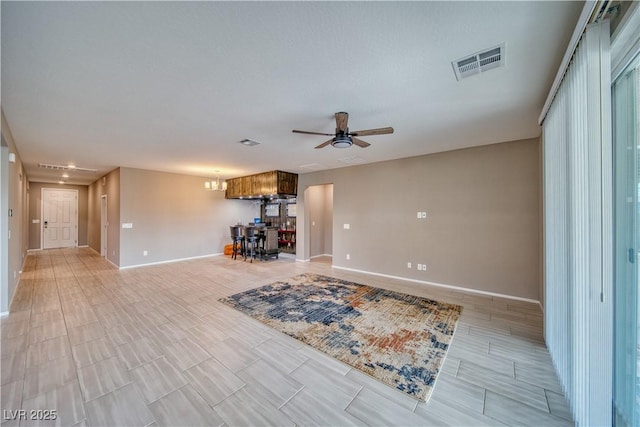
[
  {"x1": 244, "y1": 226, "x2": 258, "y2": 262},
  {"x1": 229, "y1": 225, "x2": 244, "y2": 260}
]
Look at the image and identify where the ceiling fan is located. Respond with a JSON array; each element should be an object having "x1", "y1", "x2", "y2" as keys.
[{"x1": 292, "y1": 112, "x2": 394, "y2": 149}]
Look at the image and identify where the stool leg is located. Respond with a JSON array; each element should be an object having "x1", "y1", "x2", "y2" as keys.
[{"x1": 243, "y1": 239, "x2": 247, "y2": 261}]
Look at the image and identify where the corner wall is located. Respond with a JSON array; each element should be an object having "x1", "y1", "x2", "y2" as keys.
[
  {"x1": 117, "y1": 167, "x2": 255, "y2": 268},
  {"x1": 297, "y1": 138, "x2": 541, "y2": 301},
  {"x1": 1, "y1": 111, "x2": 29, "y2": 313}
]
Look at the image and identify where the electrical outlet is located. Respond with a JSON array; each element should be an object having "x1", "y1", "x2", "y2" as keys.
[
  {"x1": 407, "y1": 262, "x2": 412, "y2": 269},
  {"x1": 143, "y1": 250, "x2": 148, "y2": 256},
  {"x1": 346, "y1": 253, "x2": 350, "y2": 260}
]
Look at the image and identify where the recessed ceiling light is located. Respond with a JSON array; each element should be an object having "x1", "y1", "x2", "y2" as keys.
[
  {"x1": 62, "y1": 173, "x2": 69, "y2": 178},
  {"x1": 58, "y1": 181, "x2": 65, "y2": 184},
  {"x1": 238, "y1": 139, "x2": 260, "y2": 147},
  {"x1": 67, "y1": 164, "x2": 76, "y2": 169}
]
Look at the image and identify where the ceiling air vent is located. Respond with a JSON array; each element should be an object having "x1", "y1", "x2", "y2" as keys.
[
  {"x1": 38, "y1": 163, "x2": 97, "y2": 173},
  {"x1": 452, "y1": 43, "x2": 505, "y2": 81}
]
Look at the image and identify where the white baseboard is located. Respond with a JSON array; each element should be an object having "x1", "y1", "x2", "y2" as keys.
[
  {"x1": 5, "y1": 253, "x2": 30, "y2": 313},
  {"x1": 332, "y1": 265, "x2": 540, "y2": 305},
  {"x1": 28, "y1": 245, "x2": 87, "y2": 252},
  {"x1": 119, "y1": 253, "x2": 223, "y2": 270},
  {"x1": 296, "y1": 253, "x2": 333, "y2": 262},
  {"x1": 105, "y1": 257, "x2": 120, "y2": 269}
]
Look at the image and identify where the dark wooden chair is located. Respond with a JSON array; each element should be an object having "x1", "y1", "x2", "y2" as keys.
[
  {"x1": 244, "y1": 226, "x2": 258, "y2": 262},
  {"x1": 230, "y1": 225, "x2": 244, "y2": 260}
]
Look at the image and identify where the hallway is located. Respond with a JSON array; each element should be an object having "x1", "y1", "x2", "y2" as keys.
[{"x1": 1, "y1": 248, "x2": 572, "y2": 426}]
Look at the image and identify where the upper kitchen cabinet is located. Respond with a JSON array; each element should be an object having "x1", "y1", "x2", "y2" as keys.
[{"x1": 225, "y1": 170, "x2": 298, "y2": 199}]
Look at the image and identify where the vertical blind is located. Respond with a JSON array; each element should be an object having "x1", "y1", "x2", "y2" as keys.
[{"x1": 542, "y1": 20, "x2": 613, "y2": 427}]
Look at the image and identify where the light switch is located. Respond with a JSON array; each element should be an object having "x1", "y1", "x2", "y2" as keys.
[
  {"x1": 32, "y1": 219, "x2": 40, "y2": 224},
  {"x1": 122, "y1": 223, "x2": 133, "y2": 229},
  {"x1": 343, "y1": 224, "x2": 350, "y2": 229}
]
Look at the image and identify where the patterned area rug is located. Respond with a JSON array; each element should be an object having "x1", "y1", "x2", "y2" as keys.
[{"x1": 219, "y1": 273, "x2": 462, "y2": 401}]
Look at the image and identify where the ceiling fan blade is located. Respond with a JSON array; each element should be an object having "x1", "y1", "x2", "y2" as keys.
[
  {"x1": 315, "y1": 138, "x2": 334, "y2": 149},
  {"x1": 350, "y1": 127, "x2": 394, "y2": 137},
  {"x1": 335, "y1": 112, "x2": 349, "y2": 133},
  {"x1": 292, "y1": 130, "x2": 334, "y2": 136},
  {"x1": 352, "y1": 137, "x2": 371, "y2": 148}
]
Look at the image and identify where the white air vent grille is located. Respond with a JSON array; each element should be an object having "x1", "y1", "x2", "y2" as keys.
[
  {"x1": 338, "y1": 157, "x2": 366, "y2": 165},
  {"x1": 452, "y1": 44, "x2": 505, "y2": 81},
  {"x1": 238, "y1": 139, "x2": 260, "y2": 147},
  {"x1": 38, "y1": 163, "x2": 97, "y2": 173},
  {"x1": 299, "y1": 163, "x2": 325, "y2": 171}
]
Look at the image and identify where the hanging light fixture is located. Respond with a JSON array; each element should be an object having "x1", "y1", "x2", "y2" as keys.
[{"x1": 204, "y1": 172, "x2": 227, "y2": 191}]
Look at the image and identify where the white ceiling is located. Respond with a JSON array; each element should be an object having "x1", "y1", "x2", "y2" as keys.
[{"x1": 1, "y1": 1, "x2": 583, "y2": 185}]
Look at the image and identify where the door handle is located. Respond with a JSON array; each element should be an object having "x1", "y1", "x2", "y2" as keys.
[
  {"x1": 629, "y1": 248, "x2": 636, "y2": 264},
  {"x1": 43, "y1": 220, "x2": 48, "y2": 229}
]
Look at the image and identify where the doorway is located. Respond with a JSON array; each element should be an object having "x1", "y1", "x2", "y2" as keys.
[
  {"x1": 612, "y1": 51, "x2": 640, "y2": 427},
  {"x1": 305, "y1": 184, "x2": 333, "y2": 260},
  {"x1": 41, "y1": 188, "x2": 78, "y2": 249},
  {"x1": 100, "y1": 195, "x2": 107, "y2": 257}
]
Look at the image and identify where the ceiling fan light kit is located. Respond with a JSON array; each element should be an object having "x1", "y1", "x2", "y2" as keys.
[
  {"x1": 332, "y1": 135, "x2": 353, "y2": 148},
  {"x1": 292, "y1": 112, "x2": 393, "y2": 149}
]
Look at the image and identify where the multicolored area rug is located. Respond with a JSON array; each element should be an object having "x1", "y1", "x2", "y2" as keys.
[{"x1": 219, "y1": 273, "x2": 462, "y2": 401}]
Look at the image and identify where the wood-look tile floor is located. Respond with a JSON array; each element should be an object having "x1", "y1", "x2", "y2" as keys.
[{"x1": 1, "y1": 248, "x2": 574, "y2": 426}]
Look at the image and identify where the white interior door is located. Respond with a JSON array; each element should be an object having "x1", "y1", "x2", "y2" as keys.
[{"x1": 42, "y1": 188, "x2": 78, "y2": 249}]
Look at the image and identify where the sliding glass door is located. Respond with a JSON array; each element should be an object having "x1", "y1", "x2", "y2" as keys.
[{"x1": 613, "y1": 52, "x2": 640, "y2": 427}]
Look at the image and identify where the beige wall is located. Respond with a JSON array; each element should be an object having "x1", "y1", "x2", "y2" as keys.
[
  {"x1": 297, "y1": 138, "x2": 541, "y2": 301},
  {"x1": 117, "y1": 167, "x2": 255, "y2": 268},
  {"x1": 28, "y1": 182, "x2": 89, "y2": 249},
  {"x1": 1, "y1": 111, "x2": 29, "y2": 313}
]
